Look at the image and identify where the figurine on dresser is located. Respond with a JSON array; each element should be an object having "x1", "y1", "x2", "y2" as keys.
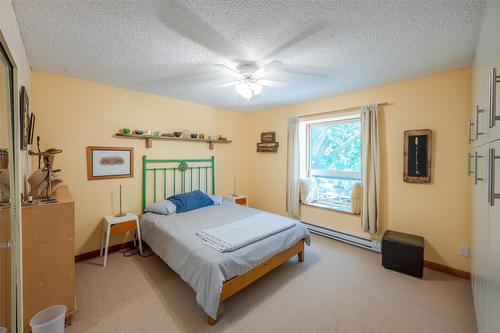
[{"x1": 27, "y1": 137, "x2": 63, "y2": 203}]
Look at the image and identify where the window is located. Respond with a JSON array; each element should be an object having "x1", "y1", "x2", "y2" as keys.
[{"x1": 305, "y1": 116, "x2": 361, "y2": 211}]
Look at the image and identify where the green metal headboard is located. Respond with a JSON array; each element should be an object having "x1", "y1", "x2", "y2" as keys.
[{"x1": 142, "y1": 156, "x2": 215, "y2": 211}]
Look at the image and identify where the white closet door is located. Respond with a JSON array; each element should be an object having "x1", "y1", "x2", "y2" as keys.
[
  {"x1": 488, "y1": 139, "x2": 500, "y2": 332},
  {"x1": 471, "y1": 144, "x2": 489, "y2": 333}
]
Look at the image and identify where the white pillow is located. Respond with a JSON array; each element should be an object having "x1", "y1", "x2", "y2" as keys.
[
  {"x1": 209, "y1": 194, "x2": 223, "y2": 206},
  {"x1": 145, "y1": 199, "x2": 177, "y2": 215},
  {"x1": 300, "y1": 177, "x2": 318, "y2": 203},
  {"x1": 351, "y1": 182, "x2": 362, "y2": 214}
]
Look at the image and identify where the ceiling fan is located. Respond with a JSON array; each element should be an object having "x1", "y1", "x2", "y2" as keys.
[
  {"x1": 155, "y1": 2, "x2": 330, "y2": 102},
  {"x1": 213, "y1": 60, "x2": 287, "y2": 100}
]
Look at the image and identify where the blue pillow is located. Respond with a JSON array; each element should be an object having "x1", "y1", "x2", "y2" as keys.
[{"x1": 167, "y1": 190, "x2": 214, "y2": 213}]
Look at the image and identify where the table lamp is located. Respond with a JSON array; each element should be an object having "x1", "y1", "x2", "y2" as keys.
[{"x1": 115, "y1": 185, "x2": 126, "y2": 217}]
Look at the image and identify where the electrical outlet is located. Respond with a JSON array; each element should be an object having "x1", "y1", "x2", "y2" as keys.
[{"x1": 459, "y1": 244, "x2": 469, "y2": 257}]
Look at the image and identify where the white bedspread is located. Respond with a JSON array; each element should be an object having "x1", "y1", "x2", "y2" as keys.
[
  {"x1": 196, "y1": 213, "x2": 295, "y2": 252},
  {"x1": 140, "y1": 202, "x2": 310, "y2": 319}
]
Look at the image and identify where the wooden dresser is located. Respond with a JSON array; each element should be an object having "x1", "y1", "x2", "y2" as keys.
[{"x1": 22, "y1": 185, "x2": 74, "y2": 330}]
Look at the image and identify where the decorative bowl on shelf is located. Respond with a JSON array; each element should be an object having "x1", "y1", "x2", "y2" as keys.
[
  {"x1": 134, "y1": 129, "x2": 144, "y2": 135},
  {"x1": 173, "y1": 131, "x2": 182, "y2": 137},
  {"x1": 190, "y1": 133, "x2": 198, "y2": 139},
  {"x1": 121, "y1": 128, "x2": 131, "y2": 135}
]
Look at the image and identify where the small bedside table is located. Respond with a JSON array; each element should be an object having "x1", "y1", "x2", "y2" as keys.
[
  {"x1": 224, "y1": 194, "x2": 247, "y2": 206},
  {"x1": 100, "y1": 212, "x2": 143, "y2": 267}
]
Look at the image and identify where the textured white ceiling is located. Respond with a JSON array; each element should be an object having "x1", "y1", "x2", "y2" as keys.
[{"x1": 13, "y1": 0, "x2": 485, "y2": 111}]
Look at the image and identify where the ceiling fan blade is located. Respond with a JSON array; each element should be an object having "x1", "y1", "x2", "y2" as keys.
[
  {"x1": 258, "y1": 80, "x2": 287, "y2": 88},
  {"x1": 255, "y1": 60, "x2": 283, "y2": 77},
  {"x1": 214, "y1": 81, "x2": 239, "y2": 88},
  {"x1": 278, "y1": 69, "x2": 329, "y2": 78},
  {"x1": 141, "y1": 68, "x2": 227, "y2": 88},
  {"x1": 157, "y1": 0, "x2": 244, "y2": 59},
  {"x1": 264, "y1": 21, "x2": 329, "y2": 59},
  {"x1": 214, "y1": 64, "x2": 244, "y2": 79}
]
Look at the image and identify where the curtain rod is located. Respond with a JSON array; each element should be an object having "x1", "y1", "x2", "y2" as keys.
[{"x1": 297, "y1": 102, "x2": 391, "y2": 119}]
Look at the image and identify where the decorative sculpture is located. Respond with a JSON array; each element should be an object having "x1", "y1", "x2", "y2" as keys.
[{"x1": 28, "y1": 146, "x2": 63, "y2": 203}]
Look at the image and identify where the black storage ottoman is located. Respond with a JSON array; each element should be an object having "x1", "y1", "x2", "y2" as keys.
[{"x1": 382, "y1": 230, "x2": 424, "y2": 278}]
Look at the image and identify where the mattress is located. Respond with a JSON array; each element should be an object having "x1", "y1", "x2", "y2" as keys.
[{"x1": 140, "y1": 201, "x2": 311, "y2": 319}]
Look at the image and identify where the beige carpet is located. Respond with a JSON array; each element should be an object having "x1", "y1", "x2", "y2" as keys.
[{"x1": 66, "y1": 235, "x2": 476, "y2": 333}]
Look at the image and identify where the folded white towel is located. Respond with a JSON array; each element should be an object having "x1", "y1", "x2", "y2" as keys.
[{"x1": 197, "y1": 213, "x2": 296, "y2": 252}]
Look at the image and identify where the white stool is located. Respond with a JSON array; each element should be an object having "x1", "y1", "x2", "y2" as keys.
[{"x1": 100, "y1": 212, "x2": 143, "y2": 267}]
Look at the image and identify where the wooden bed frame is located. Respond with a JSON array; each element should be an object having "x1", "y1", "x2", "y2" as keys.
[
  {"x1": 208, "y1": 239, "x2": 305, "y2": 325},
  {"x1": 141, "y1": 157, "x2": 306, "y2": 325}
]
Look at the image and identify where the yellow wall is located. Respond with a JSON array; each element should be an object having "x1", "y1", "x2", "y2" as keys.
[
  {"x1": 33, "y1": 68, "x2": 472, "y2": 272},
  {"x1": 245, "y1": 68, "x2": 472, "y2": 272},
  {"x1": 31, "y1": 71, "x2": 251, "y2": 255}
]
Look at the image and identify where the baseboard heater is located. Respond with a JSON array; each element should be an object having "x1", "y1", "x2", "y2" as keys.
[{"x1": 303, "y1": 222, "x2": 381, "y2": 253}]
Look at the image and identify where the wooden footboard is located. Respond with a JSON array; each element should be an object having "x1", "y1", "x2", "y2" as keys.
[{"x1": 208, "y1": 239, "x2": 305, "y2": 325}]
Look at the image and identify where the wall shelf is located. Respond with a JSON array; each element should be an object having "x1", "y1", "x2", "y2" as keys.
[{"x1": 114, "y1": 133, "x2": 232, "y2": 150}]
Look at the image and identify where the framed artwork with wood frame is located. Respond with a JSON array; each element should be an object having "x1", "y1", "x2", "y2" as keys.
[
  {"x1": 28, "y1": 113, "x2": 35, "y2": 145},
  {"x1": 404, "y1": 129, "x2": 432, "y2": 183},
  {"x1": 20, "y1": 86, "x2": 30, "y2": 150},
  {"x1": 86, "y1": 146, "x2": 134, "y2": 180}
]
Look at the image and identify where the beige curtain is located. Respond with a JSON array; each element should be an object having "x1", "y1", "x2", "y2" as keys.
[
  {"x1": 360, "y1": 105, "x2": 380, "y2": 233},
  {"x1": 286, "y1": 117, "x2": 300, "y2": 218}
]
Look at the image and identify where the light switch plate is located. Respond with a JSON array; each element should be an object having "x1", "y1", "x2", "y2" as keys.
[{"x1": 459, "y1": 244, "x2": 469, "y2": 257}]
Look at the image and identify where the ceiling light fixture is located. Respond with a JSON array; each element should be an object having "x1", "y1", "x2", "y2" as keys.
[
  {"x1": 215, "y1": 61, "x2": 287, "y2": 100},
  {"x1": 235, "y1": 80, "x2": 262, "y2": 101}
]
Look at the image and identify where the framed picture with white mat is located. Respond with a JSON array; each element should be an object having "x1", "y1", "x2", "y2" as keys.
[{"x1": 86, "y1": 146, "x2": 134, "y2": 180}]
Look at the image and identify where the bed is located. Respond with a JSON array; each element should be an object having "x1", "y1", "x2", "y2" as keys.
[{"x1": 140, "y1": 156, "x2": 310, "y2": 324}]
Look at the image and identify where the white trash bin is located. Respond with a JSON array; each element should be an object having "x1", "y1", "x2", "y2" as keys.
[{"x1": 30, "y1": 305, "x2": 67, "y2": 333}]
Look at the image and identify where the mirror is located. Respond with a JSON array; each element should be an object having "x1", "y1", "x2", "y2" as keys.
[
  {"x1": 0, "y1": 41, "x2": 14, "y2": 332},
  {"x1": 0, "y1": 47, "x2": 10, "y2": 205}
]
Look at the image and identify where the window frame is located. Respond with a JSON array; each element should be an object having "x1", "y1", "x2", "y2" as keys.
[
  {"x1": 305, "y1": 116, "x2": 362, "y2": 180},
  {"x1": 305, "y1": 113, "x2": 362, "y2": 214}
]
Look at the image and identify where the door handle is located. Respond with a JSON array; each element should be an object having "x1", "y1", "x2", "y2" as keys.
[
  {"x1": 468, "y1": 120, "x2": 475, "y2": 144},
  {"x1": 488, "y1": 148, "x2": 500, "y2": 206},
  {"x1": 0, "y1": 241, "x2": 14, "y2": 249},
  {"x1": 468, "y1": 153, "x2": 474, "y2": 176},
  {"x1": 475, "y1": 151, "x2": 484, "y2": 185},
  {"x1": 489, "y1": 68, "x2": 500, "y2": 128},
  {"x1": 475, "y1": 106, "x2": 485, "y2": 139}
]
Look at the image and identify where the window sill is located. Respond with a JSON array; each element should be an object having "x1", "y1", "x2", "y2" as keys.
[{"x1": 301, "y1": 201, "x2": 358, "y2": 215}]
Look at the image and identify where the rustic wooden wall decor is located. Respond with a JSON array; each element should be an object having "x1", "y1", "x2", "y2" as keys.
[
  {"x1": 257, "y1": 132, "x2": 279, "y2": 152},
  {"x1": 404, "y1": 129, "x2": 432, "y2": 183},
  {"x1": 261, "y1": 132, "x2": 276, "y2": 143}
]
